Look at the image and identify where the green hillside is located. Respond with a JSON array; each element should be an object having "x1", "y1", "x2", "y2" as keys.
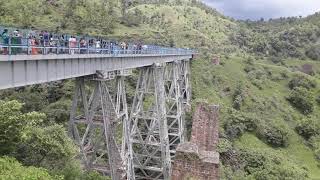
[{"x1": 0, "y1": 0, "x2": 320, "y2": 179}]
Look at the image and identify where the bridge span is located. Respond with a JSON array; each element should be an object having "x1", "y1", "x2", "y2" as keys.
[
  {"x1": 0, "y1": 52, "x2": 192, "y2": 90},
  {"x1": 0, "y1": 31, "x2": 194, "y2": 180}
]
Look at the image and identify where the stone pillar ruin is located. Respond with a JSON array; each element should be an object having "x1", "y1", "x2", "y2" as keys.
[{"x1": 172, "y1": 103, "x2": 220, "y2": 180}]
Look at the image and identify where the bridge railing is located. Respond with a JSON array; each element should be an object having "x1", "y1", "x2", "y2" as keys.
[{"x1": 0, "y1": 32, "x2": 195, "y2": 56}]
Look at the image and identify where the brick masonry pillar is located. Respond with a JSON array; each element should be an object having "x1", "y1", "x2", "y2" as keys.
[
  {"x1": 172, "y1": 103, "x2": 220, "y2": 180},
  {"x1": 191, "y1": 104, "x2": 219, "y2": 151}
]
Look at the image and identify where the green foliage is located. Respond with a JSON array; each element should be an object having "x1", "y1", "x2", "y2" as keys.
[
  {"x1": 16, "y1": 125, "x2": 76, "y2": 171},
  {"x1": 58, "y1": 161, "x2": 109, "y2": 180},
  {"x1": 0, "y1": 100, "x2": 45, "y2": 155},
  {"x1": 217, "y1": 138, "x2": 233, "y2": 154},
  {"x1": 42, "y1": 100, "x2": 72, "y2": 124},
  {"x1": 240, "y1": 149, "x2": 308, "y2": 180},
  {"x1": 268, "y1": 56, "x2": 284, "y2": 65},
  {"x1": 306, "y1": 45, "x2": 320, "y2": 61},
  {"x1": 220, "y1": 165, "x2": 248, "y2": 180},
  {"x1": 46, "y1": 82, "x2": 66, "y2": 103},
  {"x1": 0, "y1": 0, "x2": 117, "y2": 35},
  {"x1": 0, "y1": 100, "x2": 96, "y2": 179},
  {"x1": 309, "y1": 136, "x2": 320, "y2": 160},
  {"x1": 256, "y1": 122, "x2": 289, "y2": 147},
  {"x1": 232, "y1": 84, "x2": 248, "y2": 110},
  {"x1": 224, "y1": 109, "x2": 258, "y2": 139},
  {"x1": 122, "y1": 8, "x2": 143, "y2": 27},
  {"x1": 0, "y1": 156, "x2": 61, "y2": 180},
  {"x1": 0, "y1": 87, "x2": 49, "y2": 112},
  {"x1": 296, "y1": 117, "x2": 320, "y2": 140},
  {"x1": 288, "y1": 75, "x2": 317, "y2": 90},
  {"x1": 287, "y1": 87, "x2": 314, "y2": 115},
  {"x1": 316, "y1": 95, "x2": 320, "y2": 105},
  {"x1": 231, "y1": 15, "x2": 320, "y2": 60}
]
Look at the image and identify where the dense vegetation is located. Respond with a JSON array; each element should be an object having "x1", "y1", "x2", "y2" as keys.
[{"x1": 0, "y1": 0, "x2": 320, "y2": 179}]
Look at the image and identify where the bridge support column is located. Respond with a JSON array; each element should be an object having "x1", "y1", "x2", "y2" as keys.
[
  {"x1": 129, "y1": 61, "x2": 190, "y2": 180},
  {"x1": 164, "y1": 62, "x2": 186, "y2": 156},
  {"x1": 69, "y1": 72, "x2": 130, "y2": 180},
  {"x1": 129, "y1": 64, "x2": 171, "y2": 180},
  {"x1": 68, "y1": 60, "x2": 191, "y2": 180},
  {"x1": 180, "y1": 60, "x2": 191, "y2": 109}
]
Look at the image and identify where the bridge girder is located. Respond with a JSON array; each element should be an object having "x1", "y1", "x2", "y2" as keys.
[{"x1": 69, "y1": 60, "x2": 191, "y2": 180}]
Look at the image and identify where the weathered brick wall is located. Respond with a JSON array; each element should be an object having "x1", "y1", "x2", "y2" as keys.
[
  {"x1": 171, "y1": 103, "x2": 220, "y2": 180},
  {"x1": 172, "y1": 142, "x2": 219, "y2": 180},
  {"x1": 191, "y1": 104, "x2": 219, "y2": 151}
]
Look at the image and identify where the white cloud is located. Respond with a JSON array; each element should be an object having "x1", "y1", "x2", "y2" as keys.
[{"x1": 203, "y1": 0, "x2": 320, "y2": 20}]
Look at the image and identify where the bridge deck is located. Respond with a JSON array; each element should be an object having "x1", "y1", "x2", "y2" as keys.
[{"x1": 0, "y1": 53, "x2": 192, "y2": 90}]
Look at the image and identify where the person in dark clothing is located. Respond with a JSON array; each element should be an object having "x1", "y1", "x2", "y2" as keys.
[
  {"x1": 1, "y1": 29, "x2": 9, "y2": 55},
  {"x1": 79, "y1": 38, "x2": 87, "y2": 54},
  {"x1": 11, "y1": 30, "x2": 20, "y2": 55},
  {"x1": 43, "y1": 31, "x2": 49, "y2": 54}
]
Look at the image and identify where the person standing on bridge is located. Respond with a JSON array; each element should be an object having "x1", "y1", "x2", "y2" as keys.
[
  {"x1": 69, "y1": 36, "x2": 77, "y2": 55},
  {"x1": 80, "y1": 38, "x2": 87, "y2": 54},
  {"x1": 96, "y1": 40, "x2": 101, "y2": 53},
  {"x1": 137, "y1": 41, "x2": 142, "y2": 54},
  {"x1": 11, "y1": 30, "x2": 20, "y2": 55},
  {"x1": 120, "y1": 41, "x2": 126, "y2": 54},
  {"x1": 30, "y1": 36, "x2": 38, "y2": 55},
  {"x1": 43, "y1": 31, "x2": 49, "y2": 54},
  {"x1": 1, "y1": 29, "x2": 9, "y2": 55},
  {"x1": 110, "y1": 41, "x2": 114, "y2": 55}
]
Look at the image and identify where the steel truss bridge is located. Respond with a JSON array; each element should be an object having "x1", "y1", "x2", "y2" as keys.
[{"x1": 0, "y1": 45, "x2": 193, "y2": 180}]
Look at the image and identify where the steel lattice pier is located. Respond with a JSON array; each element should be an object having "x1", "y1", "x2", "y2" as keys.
[{"x1": 69, "y1": 60, "x2": 191, "y2": 180}]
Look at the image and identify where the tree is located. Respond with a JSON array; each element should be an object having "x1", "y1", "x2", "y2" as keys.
[
  {"x1": 15, "y1": 125, "x2": 77, "y2": 171},
  {"x1": 232, "y1": 83, "x2": 247, "y2": 110},
  {"x1": 287, "y1": 87, "x2": 314, "y2": 114},
  {"x1": 0, "y1": 100, "x2": 45, "y2": 155},
  {"x1": 0, "y1": 100, "x2": 79, "y2": 176},
  {"x1": 296, "y1": 118, "x2": 320, "y2": 139},
  {"x1": 0, "y1": 157, "x2": 61, "y2": 180},
  {"x1": 288, "y1": 75, "x2": 317, "y2": 90},
  {"x1": 42, "y1": 100, "x2": 71, "y2": 124},
  {"x1": 257, "y1": 122, "x2": 289, "y2": 147},
  {"x1": 306, "y1": 45, "x2": 320, "y2": 61}
]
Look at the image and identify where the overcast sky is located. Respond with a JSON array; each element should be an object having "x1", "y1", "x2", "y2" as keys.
[{"x1": 203, "y1": 0, "x2": 320, "y2": 20}]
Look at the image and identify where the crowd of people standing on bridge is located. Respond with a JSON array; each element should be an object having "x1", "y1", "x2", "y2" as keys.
[{"x1": 0, "y1": 28, "x2": 145, "y2": 55}]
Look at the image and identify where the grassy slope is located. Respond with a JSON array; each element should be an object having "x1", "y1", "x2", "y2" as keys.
[
  {"x1": 192, "y1": 55, "x2": 320, "y2": 178},
  {"x1": 110, "y1": 4, "x2": 238, "y2": 52}
]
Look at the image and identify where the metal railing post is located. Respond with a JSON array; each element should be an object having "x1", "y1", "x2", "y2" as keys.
[
  {"x1": 27, "y1": 38, "x2": 30, "y2": 55},
  {"x1": 8, "y1": 37, "x2": 11, "y2": 55}
]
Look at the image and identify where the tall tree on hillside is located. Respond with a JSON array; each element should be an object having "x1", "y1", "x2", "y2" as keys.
[
  {"x1": 61, "y1": 0, "x2": 77, "y2": 29},
  {"x1": 121, "y1": 0, "x2": 129, "y2": 16}
]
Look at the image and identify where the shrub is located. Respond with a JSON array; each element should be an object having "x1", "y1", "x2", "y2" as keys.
[
  {"x1": 309, "y1": 136, "x2": 320, "y2": 160},
  {"x1": 232, "y1": 84, "x2": 248, "y2": 110},
  {"x1": 296, "y1": 118, "x2": 320, "y2": 139},
  {"x1": 217, "y1": 138, "x2": 233, "y2": 154},
  {"x1": 0, "y1": 157, "x2": 61, "y2": 180},
  {"x1": 0, "y1": 100, "x2": 45, "y2": 155},
  {"x1": 240, "y1": 149, "x2": 308, "y2": 180},
  {"x1": 288, "y1": 75, "x2": 317, "y2": 90},
  {"x1": 224, "y1": 109, "x2": 258, "y2": 139},
  {"x1": 269, "y1": 56, "x2": 284, "y2": 64},
  {"x1": 257, "y1": 122, "x2": 289, "y2": 147},
  {"x1": 306, "y1": 45, "x2": 320, "y2": 61},
  {"x1": 316, "y1": 96, "x2": 320, "y2": 105},
  {"x1": 287, "y1": 87, "x2": 314, "y2": 115},
  {"x1": 16, "y1": 125, "x2": 77, "y2": 171},
  {"x1": 42, "y1": 100, "x2": 72, "y2": 124}
]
